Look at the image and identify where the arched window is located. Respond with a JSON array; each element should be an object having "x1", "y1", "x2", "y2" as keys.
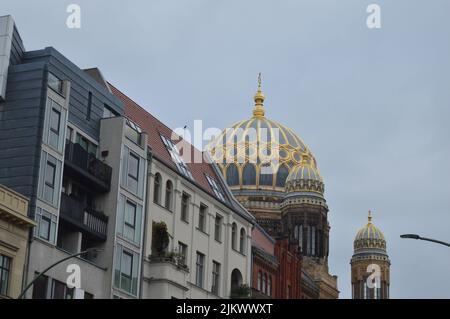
[
  {"x1": 262, "y1": 273, "x2": 267, "y2": 294},
  {"x1": 276, "y1": 165, "x2": 289, "y2": 187},
  {"x1": 268, "y1": 276, "x2": 272, "y2": 297},
  {"x1": 153, "y1": 173, "x2": 161, "y2": 204},
  {"x1": 226, "y1": 164, "x2": 239, "y2": 186},
  {"x1": 239, "y1": 228, "x2": 246, "y2": 254},
  {"x1": 257, "y1": 271, "x2": 262, "y2": 291},
  {"x1": 242, "y1": 164, "x2": 256, "y2": 185},
  {"x1": 165, "y1": 180, "x2": 173, "y2": 210},
  {"x1": 231, "y1": 223, "x2": 237, "y2": 250}
]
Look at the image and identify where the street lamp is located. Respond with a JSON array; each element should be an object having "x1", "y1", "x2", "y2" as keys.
[
  {"x1": 400, "y1": 234, "x2": 450, "y2": 248},
  {"x1": 17, "y1": 248, "x2": 102, "y2": 299}
]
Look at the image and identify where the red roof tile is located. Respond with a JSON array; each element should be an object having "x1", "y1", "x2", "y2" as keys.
[{"x1": 109, "y1": 83, "x2": 220, "y2": 199}]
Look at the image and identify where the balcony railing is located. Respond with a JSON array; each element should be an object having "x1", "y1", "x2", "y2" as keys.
[
  {"x1": 59, "y1": 193, "x2": 108, "y2": 241},
  {"x1": 64, "y1": 140, "x2": 112, "y2": 192}
]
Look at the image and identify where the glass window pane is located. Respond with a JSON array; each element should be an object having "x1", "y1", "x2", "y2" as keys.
[{"x1": 39, "y1": 216, "x2": 51, "y2": 240}]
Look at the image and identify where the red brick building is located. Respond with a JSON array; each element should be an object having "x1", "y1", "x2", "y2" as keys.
[{"x1": 251, "y1": 225, "x2": 302, "y2": 299}]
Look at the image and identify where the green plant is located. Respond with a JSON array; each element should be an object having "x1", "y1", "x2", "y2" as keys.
[
  {"x1": 230, "y1": 284, "x2": 251, "y2": 299},
  {"x1": 152, "y1": 221, "x2": 170, "y2": 256}
]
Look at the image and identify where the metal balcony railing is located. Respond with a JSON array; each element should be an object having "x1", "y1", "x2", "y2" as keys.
[
  {"x1": 64, "y1": 140, "x2": 112, "y2": 192},
  {"x1": 59, "y1": 193, "x2": 108, "y2": 241}
]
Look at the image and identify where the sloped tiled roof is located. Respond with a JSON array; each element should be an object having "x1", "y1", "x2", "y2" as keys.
[{"x1": 109, "y1": 83, "x2": 249, "y2": 216}]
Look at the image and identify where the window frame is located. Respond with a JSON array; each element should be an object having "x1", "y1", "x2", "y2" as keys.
[
  {"x1": 214, "y1": 214, "x2": 222, "y2": 242},
  {"x1": 0, "y1": 254, "x2": 12, "y2": 297},
  {"x1": 211, "y1": 261, "x2": 221, "y2": 296},
  {"x1": 195, "y1": 252, "x2": 205, "y2": 288},
  {"x1": 198, "y1": 204, "x2": 207, "y2": 232},
  {"x1": 181, "y1": 192, "x2": 190, "y2": 223}
]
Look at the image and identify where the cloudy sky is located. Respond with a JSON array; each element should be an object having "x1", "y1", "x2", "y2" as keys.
[{"x1": 3, "y1": 0, "x2": 450, "y2": 298}]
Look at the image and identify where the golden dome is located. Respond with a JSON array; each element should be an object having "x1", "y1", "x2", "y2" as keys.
[
  {"x1": 354, "y1": 211, "x2": 387, "y2": 253},
  {"x1": 207, "y1": 74, "x2": 321, "y2": 194},
  {"x1": 285, "y1": 153, "x2": 324, "y2": 195}
]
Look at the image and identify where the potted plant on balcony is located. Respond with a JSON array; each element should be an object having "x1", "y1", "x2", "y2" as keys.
[
  {"x1": 230, "y1": 284, "x2": 251, "y2": 299},
  {"x1": 151, "y1": 221, "x2": 170, "y2": 257}
]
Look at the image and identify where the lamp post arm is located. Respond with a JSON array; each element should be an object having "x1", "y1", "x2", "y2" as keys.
[
  {"x1": 17, "y1": 248, "x2": 94, "y2": 299},
  {"x1": 418, "y1": 236, "x2": 450, "y2": 248}
]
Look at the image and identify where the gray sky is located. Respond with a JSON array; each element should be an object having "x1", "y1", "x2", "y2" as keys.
[{"x1": 3, "y1": 0, "x2": 450, "y2": 298}]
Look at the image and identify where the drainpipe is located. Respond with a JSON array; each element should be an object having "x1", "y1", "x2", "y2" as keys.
[
  {"x1": 139, "y1": 147, "x2": 153, "y2": 299},
  {"x1": 21, "y1": 227, "x2": 34, "y2": 298}
]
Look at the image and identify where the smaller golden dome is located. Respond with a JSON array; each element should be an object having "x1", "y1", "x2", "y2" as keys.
[
  {"x1": 285, "y1": 153, "x2": 324, "y2": 195},
  {"x1": 354, "y1": 211, "x2": 387, "y2": 253}
]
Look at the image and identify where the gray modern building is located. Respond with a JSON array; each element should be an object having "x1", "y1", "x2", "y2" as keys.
[{"x1": 0, "y1": 15, "x2": 149, "y2": 298}]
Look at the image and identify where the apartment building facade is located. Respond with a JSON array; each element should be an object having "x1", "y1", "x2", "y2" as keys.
[
  {"x1": 0, "y1": 15, "x2": 255, "y2": 299},
  {"x1": 112, "y1": 85, "x2": 255, "y2": 299}
]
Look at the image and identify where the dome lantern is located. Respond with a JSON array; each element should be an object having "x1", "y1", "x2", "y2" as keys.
[{"x1": 252, "y1": 73, "x2": 265, "y2": 118}]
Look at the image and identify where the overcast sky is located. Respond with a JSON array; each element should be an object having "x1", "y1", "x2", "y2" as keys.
[{"x1": 3, "y1": 0, "x2": 450, "y2": 298}]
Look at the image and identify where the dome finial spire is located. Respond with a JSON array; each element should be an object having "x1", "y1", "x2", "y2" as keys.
[
  {"x1": 368, "y1": 210, "x2": 372, "y2": 223},
  {"x1": 253, "y1": 73, "x2": 265, "y2": 118}
]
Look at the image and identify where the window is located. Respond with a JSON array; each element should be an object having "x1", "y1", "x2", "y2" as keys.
[
  {"x1": 125, "y1": 118, "x2": 142, "y2": 145},
  {"x1": 198, "y1": 204, "x2": 207, "y2": 232},
  {"x1": 257, "y1": 271, "x2": 262, "y2": 291},
  {"x1": 306, "y1": 226, "x2": 311, "y2": 255},
  {"x1": 103, "y1": 104, "x2": 118, "y2": 118},
  {"x1": 212, "y1": 261, "x2": 221, "y2": 296},
  {"x1": 86, "y1": 91, "x2": 92, "y2": 121},
  {"x1": 39, "y1": 214, "x2": 51, "y2": 241},
  {"x1": 214, "y1": 215, "x2": 222, "y2": 242},
  {"x1": 153, "y1": 173, "x2": 161, "y2": 204},
  {"x1": 165, "y1": 180, "x2": 173, "y2": 211},
  {"x1": 0, "y1": 255, "x2": 11, "y2": 296},
  {"x1": 205, "y1": 174, "x2": 226, "y2": 202},
  {"x1": 117, "y1": 195, "x2": 142, "y2": 244},
  {"x1": 48, "y1": 108, "x2": 61, "y2": 149},
  {"x1": 114, "y1": 245, "x2": 139, "y2": 296},
  {"x1": 32, "y1": 274, "x2": 48, "y2": 299},
  {"x1": 311, "y1": 226, "x2": 316, "y2": 256},
  {"x1": 262, "y1": 273, "x2": 267, "y2": 294},
  {"x1": 181, "y1": 192, "x2": 190, "y2": 222},
  {"x1": 268, "y1": 276, "x2": 272, "y2": 297},
  {"x1": 35, "y1": 207, "x2": 57, "y2": 244},
  {"x1": 178, "y1": 242, "x2": 188, "y2": 266},
  {"x1": 44, "y1": 98, "x2": 66, "y2": 152},
  {"x1": 44, "y1": 160, "x2": 56, "y2": 203},
  {"x1": 231, "y1": 223, "x2": 237, "y2": 250},
  {"x1": 51, "y1": 279, "x2": 73, "y2": 299},
  {"x1": 38, "y1": 151, "x2": 62, "y2": 206},
  {"x1": 160, "y1": 134, "x2": 193, "y2": 180},
  {"x1": 66, "y1": 126, "x2": 73, "y2": 143},
  {"x1": 195, "y1": 252, "x2": 205, "y2": 288},
  {"x1": 298, "y1": 224, "x2": 303, "y2": 251},
  {"x1": 48, "y1": 72, "x2": 63, "y2": 95},
  {"x1": 76, "y1": 133, "x2": 97, "y2": 156},
  {"x1": 121, "y1": 147, "x2": 144, "y2": 197},
  {"x1": 239, "y1": 228, "x2": 246, "y2": 254},
  {"x1": 124, "y1": 200, "x2": 137, "y2": 240},
  {"x1": 127, "y1": 152, "x2": 139, "y2": 194}
]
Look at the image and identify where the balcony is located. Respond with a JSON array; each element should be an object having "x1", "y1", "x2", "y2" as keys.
[
  {"x1": 64, "y1": 140, "x2": 112, "y2": 192},
  {"x1": 59, "y1": 193, "x2": 108, "y2": 241}
]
